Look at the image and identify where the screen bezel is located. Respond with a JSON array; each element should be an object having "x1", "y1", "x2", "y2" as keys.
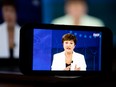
[{"x1": 19, "y1": 23, "x2": 113, "y2": 77}]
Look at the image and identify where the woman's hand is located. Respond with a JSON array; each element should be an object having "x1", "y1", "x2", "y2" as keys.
[
  {"x1": 74, "y1": 65, "x2": 80, "y2": 71},
  {"x1": 64, "y1": 66, "x2": 71, "y2": 71},
  {"x1": 64, "y1": 65, "x2": 80, "y2": 71}
]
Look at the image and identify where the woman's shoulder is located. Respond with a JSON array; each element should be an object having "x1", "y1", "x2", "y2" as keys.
[
  {"x1": 53, "y1": 51, "x2": 65, "y2": 61},
  {"x1": 54, "y1": 51, "x2": 64, "y2": 56},
  {"x1": 73, "y1": 52, "x2": 84, "y2": 57},
  {"x1": 0, "y1": 22, "x2": 6, "y2": 27}
]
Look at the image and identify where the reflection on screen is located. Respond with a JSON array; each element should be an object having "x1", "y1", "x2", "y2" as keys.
[{"x1": 33, "y1": 29, "x2": 102, "y2": 71}]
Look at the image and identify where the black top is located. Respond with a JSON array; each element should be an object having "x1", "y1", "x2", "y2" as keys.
[
  {"x1": 9, "y1": 48, "x2": 13, "y2": 59},
  {"x1": 66, "y1": 63, "x2": 71, "y2": 71},
  {"x1": 66, "y1": 61, "x2": 73, "y2": 67},
  {"x1": 66, "y1": 63, "x2": 71, "y2": 67}
]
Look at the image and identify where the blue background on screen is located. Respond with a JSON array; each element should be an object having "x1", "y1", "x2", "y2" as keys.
[
  {"x1": 33, "y1": 29, "x2": 102, "y2": 71},
  {"x1": 33, "y1": 29, "x2": 52, "y2": 70}
]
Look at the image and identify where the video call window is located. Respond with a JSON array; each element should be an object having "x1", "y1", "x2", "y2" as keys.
[{"x1": 33, "y1": 29, "x2": 102, "y2": 71}]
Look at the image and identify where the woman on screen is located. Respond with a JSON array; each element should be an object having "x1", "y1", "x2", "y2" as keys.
[{"x1": 51, "y1": 33, "x2": 87, "y2": 71}]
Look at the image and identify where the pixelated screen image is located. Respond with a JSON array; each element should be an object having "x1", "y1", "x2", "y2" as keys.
[{"x1": 33, "y1": 29, "x2": 102, "y2": 71}]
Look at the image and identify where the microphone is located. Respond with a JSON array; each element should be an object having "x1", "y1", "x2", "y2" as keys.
[
  {"x1": 69, "y1": 61, "x2": 73, "y2": 71},
  {"x1": 71, "y1": 61, "x2": 73, "y2": 63}
]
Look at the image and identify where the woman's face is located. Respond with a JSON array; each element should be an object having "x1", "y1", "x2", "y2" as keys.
[
  {"x1": 2, "y1": 5, "x2": 17, "y2": 26},
  {"x1": 65, "y1": 2, "x2": 87, "y2": 19},
  {"x1": 63, "y1": 40, "x2": 75, "y2": 53}
]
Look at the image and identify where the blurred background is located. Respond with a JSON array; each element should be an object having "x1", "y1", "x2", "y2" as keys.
[{"x1": 0, "y1": 0, "x2": 115, "y2": 76}]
